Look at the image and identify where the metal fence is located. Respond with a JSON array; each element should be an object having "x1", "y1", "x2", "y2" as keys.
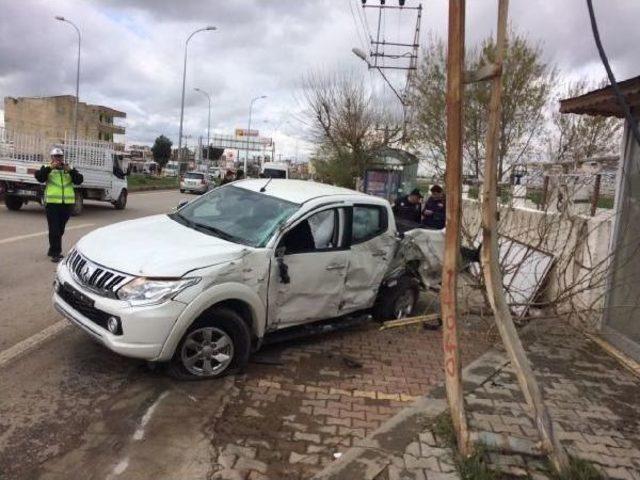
[{"x1": 0, "y1": 127, "x2": 117, "y2": 170}]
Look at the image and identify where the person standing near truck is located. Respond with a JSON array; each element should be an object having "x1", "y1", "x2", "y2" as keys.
[
  {"x1": 393, "y1": 188, "x2": 423, "y2": 224},
  {"x1": 421, "y1": 185, "x2": 446, "y2": 230},
  {"x1": 34, "y1": 147, "x2": 84, "y2": 263}
]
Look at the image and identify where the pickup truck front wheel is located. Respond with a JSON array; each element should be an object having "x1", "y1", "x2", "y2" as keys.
[
  {"x1": 373, "y1": 276, "x2": 419, "y2": 321},
  {"x1": 168, "y1": 307, "x2": 251, "y2": 380}
]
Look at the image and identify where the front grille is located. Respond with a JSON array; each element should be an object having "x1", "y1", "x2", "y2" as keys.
[
  {"x1": 58, "y1": 282, "x2": 121, "y2": 334},
  {"x1": 66, "y1": 250, "x2": 133, "y2": 298}
]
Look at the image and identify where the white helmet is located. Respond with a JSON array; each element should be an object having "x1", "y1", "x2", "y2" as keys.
[{"x1": 50, "y1": 147, "x2": 64, "y2": 156}]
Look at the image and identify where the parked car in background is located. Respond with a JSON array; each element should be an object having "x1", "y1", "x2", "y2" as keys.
[
  {"x1": 180, "y1": 171, "x2": 209, "y2": 194},
  {"x1": 52, "y1": 179, "x2": 450, "y2": 379},
  {"x1": 163, "y1": 161, "x2": 179, "y2": 177}
]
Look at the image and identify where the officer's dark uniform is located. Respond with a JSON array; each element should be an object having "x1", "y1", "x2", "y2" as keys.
[
  {"x1": 393, "y1": 194, "x2": 422, "y2": 224},
  {"x1": 35, "y1": 161, "x2": 83, "y2": 261}
]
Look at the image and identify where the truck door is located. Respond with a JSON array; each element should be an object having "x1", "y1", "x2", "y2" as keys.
[
  {"x1": 268, "y1": 207, "x2": 349, "y2": 328},
  {"x1": 340, "y1": 204, "x2": 396, "y2": 313}
]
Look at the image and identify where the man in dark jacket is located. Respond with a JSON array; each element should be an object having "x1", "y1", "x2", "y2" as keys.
[
  {"x1": 393, "y1": 188, "x2": 423, "y2": 224},
  {"x1": 34, "y1": 147, "x2": 84, "y2": 262},
  {"x1": 422, "y1": 185, "x2": 446, "y2": 229}
]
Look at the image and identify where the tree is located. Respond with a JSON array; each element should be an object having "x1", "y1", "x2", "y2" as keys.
[
  {"x1": 409, "y1": 32, "x2": 555, "y2": 180},
  {"x1": 548, "y1": 79, "x2": 622, "y2": 163},
  {"x1": 151, "y1": 135, "x2": 173, "y2": 169},
  {"x1": 300, "y1": 71, "x2": 401, "y2": 188}
]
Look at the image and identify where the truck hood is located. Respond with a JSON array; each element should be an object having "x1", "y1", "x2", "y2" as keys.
[{"x1": 75, "y1": 214, "x2": 247, "y2": 277}]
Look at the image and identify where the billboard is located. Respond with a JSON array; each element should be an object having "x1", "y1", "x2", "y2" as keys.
[{"x1": 235, "y1": 128, "x2": 259, "y2": 137}]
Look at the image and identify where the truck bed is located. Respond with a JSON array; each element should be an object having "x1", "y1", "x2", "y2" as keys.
[{"x1": 0, "y1": 159, "x2": 112, "y2": 190}]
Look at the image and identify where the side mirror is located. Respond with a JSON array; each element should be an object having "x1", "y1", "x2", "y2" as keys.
[{"x1": 177, "y1": 200, "x2": 188, "y2": 210}]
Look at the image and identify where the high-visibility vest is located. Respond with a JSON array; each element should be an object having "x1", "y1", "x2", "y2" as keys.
[{"x1": 44, "y1": 168, "x2": 75, "y2": 205}]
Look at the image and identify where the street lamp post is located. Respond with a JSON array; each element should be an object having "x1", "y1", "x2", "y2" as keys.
[
  {"x1": 194, "y1": 88, "x2": 211, "y2": 162},
  {"x1": 55, "y1": 16, "x2": 81, "y2": 141},
  {"x1": 352, "y1": 47, "x2": 408, "y2": 140},
  {"x1": 244, "y1": 95, "x2": 267, "y2": 175},
  {"x1": 178, "y1": 26, "x2": 216, "y2": 163}
]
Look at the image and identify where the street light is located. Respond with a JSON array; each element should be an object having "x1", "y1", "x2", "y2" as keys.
[
  {"x1": 352, "y1": 47, "x2": 405, "y2": 106},
  {"x1": 55, "y1": 16, "x2": 81, "y2": 141},
  {"x1": 178, "y1": 26, "x2": 216, "y2": 163},
  {"x1": 244, "y1": 95, "x2": 267, "y2": 175},
  {"x1": 194, "y1": 88, "x2": 212, "y2": 161}
]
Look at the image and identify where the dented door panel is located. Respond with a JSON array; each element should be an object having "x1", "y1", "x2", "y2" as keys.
[{"x1": 267, "y1": 251, "x2": 348, "y2": 328}]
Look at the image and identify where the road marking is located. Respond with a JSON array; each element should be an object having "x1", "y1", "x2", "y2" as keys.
[
  {"x1": 0, "y1": 320, "x2": 70, "y2": 369},
  {"x1": 133, "y1": 391, "x2": 170, "y2": 441},
  {"x1": 0, "y1": 223, "x2": 95, "y2": 245}
]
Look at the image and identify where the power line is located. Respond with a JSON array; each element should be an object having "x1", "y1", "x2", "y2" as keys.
[{"x1": 348, "y1": 0, "x2": 368, "y2": 52}]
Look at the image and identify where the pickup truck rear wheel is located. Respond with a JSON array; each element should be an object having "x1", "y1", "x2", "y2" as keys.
[
  {"x1": 5, "y1": 195, "x2": 24, "y2": 211},
  {"x1": 168, "y1": 307, "x2": 251, "y2": 380},
  {"x1": 373, "y1": 276, "x2": 419, "y2": 322}
]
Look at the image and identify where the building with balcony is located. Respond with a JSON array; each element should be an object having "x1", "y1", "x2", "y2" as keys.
[{"x1": 3, "y1": 95, "x2": 126, "y2": 143}]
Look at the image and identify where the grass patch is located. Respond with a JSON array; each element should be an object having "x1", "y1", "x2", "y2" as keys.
[
  {"x1": 549, "y1": 456, "x2": 604, "y2": 480},
  {"x1": 432, "y1": 414, "x2": 500, "y2": 480},
  {"x1": 127, "y1": 174, "x2": 178, "y2": 190}
]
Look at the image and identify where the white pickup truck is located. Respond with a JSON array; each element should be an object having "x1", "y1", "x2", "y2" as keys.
[
  {"x1": 0, "y1": 127, "x2": 129, "y2": 215},
  {"x1": 53, "y1": 179, "x2": 447, "y2": 379}
]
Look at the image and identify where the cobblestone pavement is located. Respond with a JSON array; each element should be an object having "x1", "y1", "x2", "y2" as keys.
[
  {"x1": 467, "y1": 319, "x2": 640, "y2": 480},
  {"x1": 208, "y1": 316, "x2": 495, "y2": 480},
  {"x1": 316, "y1": 318, "x2": 640, "y2": 480}
]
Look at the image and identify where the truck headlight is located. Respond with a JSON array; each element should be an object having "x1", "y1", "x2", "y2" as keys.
[{"x1": 117, "y1": 277, "x2": 200, "y2": 306}]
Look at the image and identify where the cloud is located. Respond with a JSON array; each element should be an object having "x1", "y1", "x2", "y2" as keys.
[{"x1": 1, "y1": 0, "x2": 638, "y2": 159}]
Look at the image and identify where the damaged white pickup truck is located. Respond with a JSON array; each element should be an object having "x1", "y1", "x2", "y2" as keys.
[{"x1": 53, "y1": 179, "x2": 446, "y2": 379}]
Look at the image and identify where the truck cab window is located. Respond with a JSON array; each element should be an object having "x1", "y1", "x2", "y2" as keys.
[
  {"x1": 280, "y1": 209, "x2": 340, "y2": 254},
  {"x1": 352, "y1": 205, "x2": 387, "y2": 244}
]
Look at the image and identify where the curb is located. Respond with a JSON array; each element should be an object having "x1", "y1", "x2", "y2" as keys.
[{"x1": 129, "y1": 186, "x2": 178, "y2": 193}]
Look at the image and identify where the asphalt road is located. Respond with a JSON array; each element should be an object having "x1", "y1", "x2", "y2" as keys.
[
  {"x1": 0, "y1": 191, "x2": 186, "y2": 351},
  {"x1": 0, "y1": 190, "x2": 237, "y2": 480}
]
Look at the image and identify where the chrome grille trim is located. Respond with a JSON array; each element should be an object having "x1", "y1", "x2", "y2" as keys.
[{"x1": 66, "y1": 249, "x2": 133, "y2": 298}]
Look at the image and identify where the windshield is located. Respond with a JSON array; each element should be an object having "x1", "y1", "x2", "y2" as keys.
[
  {"x1": 171, "y1": 185, "x2": 299, "y2": 247},
  {"x1": 185, "y1": 172, "x2": 204, "y2": 179},
  {"x1": 263, "y1": 168, "x2": 287, "y2": 179}
]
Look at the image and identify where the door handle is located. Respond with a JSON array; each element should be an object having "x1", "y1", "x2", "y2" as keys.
[{"x1": 325, "y1": 264, "x2": 346, "y2": 271}]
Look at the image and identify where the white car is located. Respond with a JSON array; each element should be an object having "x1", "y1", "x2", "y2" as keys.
[
  {"x1": 53, "y1": 180, "x2": 445, "y2": 379},
  {"x1": 180, "y1": 171, "x2": 210, "y2": 194}
]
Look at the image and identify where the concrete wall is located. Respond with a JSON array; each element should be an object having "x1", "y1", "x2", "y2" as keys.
[{"x1": 462, "y1": 199, "x2": 613, "y2": 331}]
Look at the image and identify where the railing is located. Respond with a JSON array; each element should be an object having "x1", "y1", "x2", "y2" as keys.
[{"x1": 0, "y1": 126, "x2": 118, "y2": 170}]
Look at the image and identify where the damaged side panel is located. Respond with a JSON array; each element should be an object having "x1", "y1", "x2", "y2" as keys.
[
  {"x1": 267, "y1": 250, "x2": 348, "y2": 329},
  {"x1": 390, "y1": 229, "x2": 446, "y2": 287}
]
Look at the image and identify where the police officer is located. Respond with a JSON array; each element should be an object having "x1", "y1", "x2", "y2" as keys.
[
  {"x1": 34, "y1": 147, "x2": 83, "y2": 262},
  {"x1": 393, "y1": 188, "x2": 423, "y2": 224}
]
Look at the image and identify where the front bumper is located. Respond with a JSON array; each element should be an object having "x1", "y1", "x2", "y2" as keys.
[{"x1": 53, "y1": 261, "x2": 188, "y2": 360}]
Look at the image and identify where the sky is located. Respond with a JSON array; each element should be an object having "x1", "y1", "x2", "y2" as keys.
[{"x1": 1, "y1": 0, "x2": 639, "y2": 160}]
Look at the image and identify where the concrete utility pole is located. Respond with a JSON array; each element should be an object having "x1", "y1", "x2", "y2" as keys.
[
  {"x1": 244, "y1": 95, "x2": 266, "y2": 174},
  {"x1": 178, "y1": 26, "x2": 216, "y2": 163},
  {"x1": 55, "y1": 16, "x2": 81, "y2": 141},
  {"x1": 194, "y1": 88, "x2": 211, "y2": 161},
  {"x1": 440, "y1": 0, "x2": 470, "y2": 456}
]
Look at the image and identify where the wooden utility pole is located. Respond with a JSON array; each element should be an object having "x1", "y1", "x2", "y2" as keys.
[
  {"x1": 441, "y1": 0, "x2": 470, "y2": 456},
  {"x1": 479, "y1": 0, "x2": 570, "y2": 474}
]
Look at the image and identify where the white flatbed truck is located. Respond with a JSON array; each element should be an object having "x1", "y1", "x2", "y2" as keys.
[{"x1": 0, "y1": 127, "x2": 129, "y2": 215}]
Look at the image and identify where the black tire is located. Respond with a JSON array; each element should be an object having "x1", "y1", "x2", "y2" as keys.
[
  {"x1": 179, "y1": 189, "x2": 185, "y2": 193},
  {"x1": 168, "y1": 307, "x2": 251, "y2": 380},
  {"x1": 372, "y1": 276, "x2": 420, "y2": 322},
  {"x1": 71, "y1": 193, "x2": 83, "y2": 216},
  {"x1": 5, "y1": 195, "x2": 23, "y2": 211},
  {"x1": 113, "y1": 189, "x2": 127, "y2": 210}
]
